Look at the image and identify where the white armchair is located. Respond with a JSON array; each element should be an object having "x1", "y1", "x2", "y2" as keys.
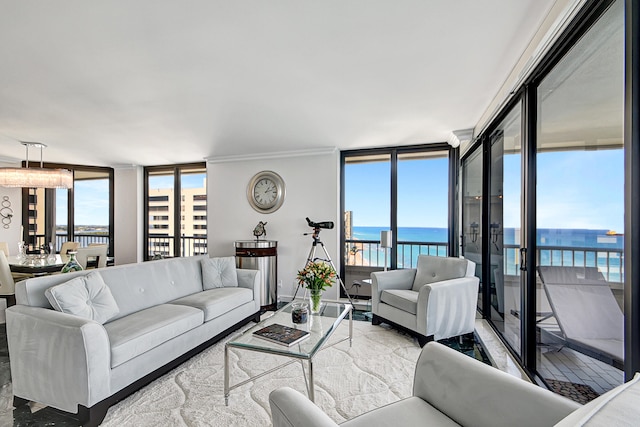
[
  {"x1": 371, "y1": 255, "x2": 479, "y2": 345},
  {"x1": 270, "y1": 341, "x2": 580, "y2": 427}
]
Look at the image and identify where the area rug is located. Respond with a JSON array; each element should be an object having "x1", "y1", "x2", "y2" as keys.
[
  {"x1": 101, "y1": 321, "x2": 423, "y2": 426},
  {"x1": 544, "y1": 378, "x2": 600, "y2": 405}
]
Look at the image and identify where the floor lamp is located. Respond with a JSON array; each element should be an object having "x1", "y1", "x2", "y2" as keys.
[{"x1": 380, "y1": 230, "x2": 392, "y2": 271}]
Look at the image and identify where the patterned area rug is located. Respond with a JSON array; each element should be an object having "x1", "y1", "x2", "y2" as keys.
[
  {"x1": 545, "y1": 379, "x2": 600, "y2": 405},
  {"x1": 101, "y1": 321, "x2": 424, "y2": 426}
]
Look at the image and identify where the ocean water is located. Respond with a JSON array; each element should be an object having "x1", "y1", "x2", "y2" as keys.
[{"x1": 349, "y1": 226, "x2": 624, "y2": 281}]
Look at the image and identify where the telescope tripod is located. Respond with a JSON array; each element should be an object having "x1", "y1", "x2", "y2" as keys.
[{"x1": 293, "y1": 227, "x2": 355, "y2": 308}]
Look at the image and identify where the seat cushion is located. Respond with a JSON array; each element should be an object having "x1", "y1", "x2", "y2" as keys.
[
  {"x1": 413, "y1": 256, "x2": 468, "y2": 291},
  {"x1": 170, "y1": 287, "x2": 253, "y2": 322},
  {"x1": 44, "y1": 271, "x2": 119, "y2": 324},
  {"x1": 104, "y1": 303, "x2": 204, "y2": 367},
  {"x1": 380, "y1": 289, "x2": 419, "y2": 315},
  {"x1": 201, "y1": 256, "x2": 238, "y2": 289},
  {"x1": 342, "y1": 396, "x2": 460, "y2": 427}
]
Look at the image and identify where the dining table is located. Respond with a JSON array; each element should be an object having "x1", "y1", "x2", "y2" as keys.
[{"x1": 8, "y1": 254, "x2": 67, "y2": 275}]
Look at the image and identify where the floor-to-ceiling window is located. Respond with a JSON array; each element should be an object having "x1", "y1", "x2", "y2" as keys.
[
  {"x1": 489, "y1": 104, "x2": 523, "y2": 356},
  {"x1": 144, "y1": 163, "x2": 207, "y2": 259},
  {"x1": 461, "y1": 146, "x2": 483, "y2": 312},
  {"x1": 341, "y1": 145, "x2": 454, "y2": 299},
  {"x1": 461, "y1": 0, "x2": 625, "y2": 399},
  {"x1": 22, "y1": 164, "x2": 114, "y2": 256},
  {"x1": 535, "y1": 0, "x2": 624, "y2": 394}
]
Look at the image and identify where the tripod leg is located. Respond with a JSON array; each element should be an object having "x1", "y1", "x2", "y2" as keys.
[
  {"x1": 317, "y1": 242, "x2": 355, "y2": 308},
  {"x1": 292, "y1": 244, "x2": 318, "y2": 301}
]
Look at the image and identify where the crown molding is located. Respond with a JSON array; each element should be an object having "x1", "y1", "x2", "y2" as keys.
[
  {"x1": 205, "y1": 147, "x2": 338, "y2": 164},
  {"x1": 447, "y1": 129, "x2": 474, "y2": 148}
]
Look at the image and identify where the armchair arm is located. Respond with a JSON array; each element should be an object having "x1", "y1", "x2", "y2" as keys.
[
  {"x1": 416, "y1": 276, "x2": 479, "y2": 340},
  {"x1": 6, "y1": 305, "x2": 111, "y2": 413},
  {"x1": 236, "y1": 268, "x2": 260, "y2": 311},
  {"x1": 270, "y1": 387, "x2": 339, "y2": 427},
  {"x1": 370, "y1": 269, "x2": 416, "y2": 312},
  {"x1": 414, "y1": 342, "x2": 579, "y2": 427}
]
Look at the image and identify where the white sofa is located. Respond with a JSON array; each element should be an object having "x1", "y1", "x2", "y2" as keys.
[
  {"x1": 371, "y1": 255, "x2": 479, "y2": 345},
  {"x1": 6, "y1": 255, "x2": 261, "y2": 426},
  {"x1": 270, "y1": 341, "x2": 640, "y2": 427}
]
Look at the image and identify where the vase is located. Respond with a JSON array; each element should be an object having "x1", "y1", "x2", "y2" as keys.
[
  {"x1": 309, "y1": 289, "x2": 322, "y2": 314},
  {"x1": 61, "y1": 251, "x2": 84, "y2": 273}
]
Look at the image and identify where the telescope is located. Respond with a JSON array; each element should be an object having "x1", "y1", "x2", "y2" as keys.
[{"x1": 306, "y1": 217, "x2": 334, "y2": 230}]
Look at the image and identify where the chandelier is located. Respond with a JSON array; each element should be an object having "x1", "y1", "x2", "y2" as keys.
[{"x1": 0, "y1": 142, "x2": 73, "y2": 189}]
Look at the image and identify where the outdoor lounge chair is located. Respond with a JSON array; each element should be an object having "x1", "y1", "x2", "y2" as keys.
[{"x1": 537, "y1": 266, "x2": 623, "y2": 369}]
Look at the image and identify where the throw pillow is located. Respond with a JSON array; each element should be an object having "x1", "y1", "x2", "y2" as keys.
[
  {"x1": 412, "y1": 255, "x2": 468, "y2": 291},
  {"x1": 201, "y1": 256, "x2": 238, "y2": 290},
  {"x1": 44, "y1": 272, "x2": 120, "y2": 324}
]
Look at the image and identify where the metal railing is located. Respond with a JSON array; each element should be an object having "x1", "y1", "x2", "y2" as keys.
[
  {"x1": 148, "y1": 234, "x2": 208, "y2": 258},
  {"x1": 345, "y1": 239, "x2": 448, "y2": 269},
  {"x1": 503, "y1": 244, "x2": 623, "y2": 282},
  {"x1": 28, "y1": 234, "x2": 110, "y2": 252},
  {"x1": 345, "y1": 239, "x2": 623, "y2": 283}
]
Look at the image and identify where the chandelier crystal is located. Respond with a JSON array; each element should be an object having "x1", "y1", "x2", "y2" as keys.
[{"x1": 0, "y1": 142, "x2": 73, "y2": 189}]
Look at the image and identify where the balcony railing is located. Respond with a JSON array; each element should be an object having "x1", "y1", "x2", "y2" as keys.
[
  {"x1": 345, "y1": 239, "x2": 448, "y2": 269},
  {"x1": 345, "y1": 239, "x2": 623, "y2": 283},
  {"x1": 148, "y1": 234, "x2": 208, "y2": 258},
  {"x1": 503, "y1": 244, "x2": 624, "y2": 283},
  {"x1": 27, "y1": 234, "x2": 110, "y2": 252}
]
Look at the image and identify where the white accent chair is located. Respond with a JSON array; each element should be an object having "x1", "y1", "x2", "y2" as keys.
[
  {"x1": 59, "y1": 241, "x2": 80, "y2": 255},
  {"x1": 270, "y1": 341, "x2": 581, "y2": 427},
  {"x1": 371, "y1": 255, "x2": 479, "y2": 345},
  {"x1": 75, "y1": 245, "x2": 108, "y2": 269}
]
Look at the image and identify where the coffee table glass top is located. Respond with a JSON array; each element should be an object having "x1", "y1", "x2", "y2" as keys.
[{"x1": 227, "y1": 300, "x2": 351, "y2": 359}]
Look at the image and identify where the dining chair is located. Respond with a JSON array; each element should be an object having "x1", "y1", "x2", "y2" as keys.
[
  {"x1": 59, "y1": 241, "x2": 80, "y2": 255},
  {"x1": 0, "y1": 251, "x2": 16, "y2": 306},
  {"x1": 0, "y1": 242, "x2": 9, "y2": 257},
  {"x1": 76, "y1": 245, "x2": 108, "y2": 269}
]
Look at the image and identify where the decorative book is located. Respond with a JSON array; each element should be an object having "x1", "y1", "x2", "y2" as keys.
[{"x1": 252, "y1": 323, "x2": 309, "y2": 346}]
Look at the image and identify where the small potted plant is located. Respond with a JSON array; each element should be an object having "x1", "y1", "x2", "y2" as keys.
[{"x1": 296, "y1": 261, "x2": 336, "y2": 314}]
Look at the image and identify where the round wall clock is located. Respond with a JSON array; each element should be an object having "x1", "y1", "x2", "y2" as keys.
[{"x1": 247, "y1": 170, "x2": 286, "y2": 213}]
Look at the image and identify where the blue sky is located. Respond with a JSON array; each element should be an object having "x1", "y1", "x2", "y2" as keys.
[
  {"x1": 346, "y1": 148, "x2": 624, "y2": 232},
  {"x1": 504, "y1": 149, "x2": 624, "y2": 231},
  {"x1": 345, "y1": 157, "x2": 449, "y2": 228}
]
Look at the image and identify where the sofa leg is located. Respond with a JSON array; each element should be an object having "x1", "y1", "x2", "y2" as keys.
[
  {"x1": 78, "y1": 402, "x2": 110, "y2": 427},
  {"x1": 13, "y1": 396, "x2": 29, "y2": 408},
  {"x1": 371, "y1": 314, "x2": 382, "y2": 326},
  {"x1": 253, "y1": 312, "x2": 261, "y2": 322},
  {"x1": 417, "y1": 335, "x2": 434, "y2": 347}
]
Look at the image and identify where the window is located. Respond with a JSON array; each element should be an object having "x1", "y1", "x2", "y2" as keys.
[
  {"x1": 23, "y1": 165, "x2": 114, "y2": 256},
  {"x1": 341, "y1": 145, "x2": 455, "y2": 298},
  {"x1": 144, "y1": 163, "x2": 207, "y2": 259},
  {"x1": 193, "y1": 194, "x2": 206, "y2": 201}
]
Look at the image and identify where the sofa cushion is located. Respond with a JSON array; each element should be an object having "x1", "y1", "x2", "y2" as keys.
[
  {"x1": 170, "y1": 287, "x2": 253, "y2": 322},
  {"x1": 104, "y1": 304, "x2": 204, "y2": 367},
  {"x1": 201, "y1": 256, "x2": 238, "y2": 289},
  {"x1": 44, "y1": 272, "x2": 119, "y2": 324},
  {"x1": 412, "y1": 256, "x2": 468, "y2": 292},
  {"x1": 342, "y1": 396, "x2": 460, "y2": 427},
  {"x1": 380, "y1": 289, "x2": 418, "y2": 315},
  {"x1": 554, "y1": 373, "x2": 640, "y2": 426}
]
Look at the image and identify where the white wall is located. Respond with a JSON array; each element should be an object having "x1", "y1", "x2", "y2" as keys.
[
  {"x1": 114, "y1": 166, "x2": 144, "y2": 265},
  {"x1": 207, "y1": 150, "x2": 340, "y2": 301}
]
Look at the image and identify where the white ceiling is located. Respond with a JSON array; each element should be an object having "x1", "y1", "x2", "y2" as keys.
[{"x1": 0, "y1": 0, "x2": 556, "y2": 167}]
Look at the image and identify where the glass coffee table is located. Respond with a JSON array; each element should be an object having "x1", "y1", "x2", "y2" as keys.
[{"x1": 224, "y1": 299, "x2": 352, "y2": 405}]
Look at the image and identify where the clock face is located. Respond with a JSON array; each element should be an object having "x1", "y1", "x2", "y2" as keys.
[
  {"x1": 247, "y1": 171, "x2": 285, "y2": 213},
  {"x1": 253, "y1": 178, "x2": 278, "y2": 208}
]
